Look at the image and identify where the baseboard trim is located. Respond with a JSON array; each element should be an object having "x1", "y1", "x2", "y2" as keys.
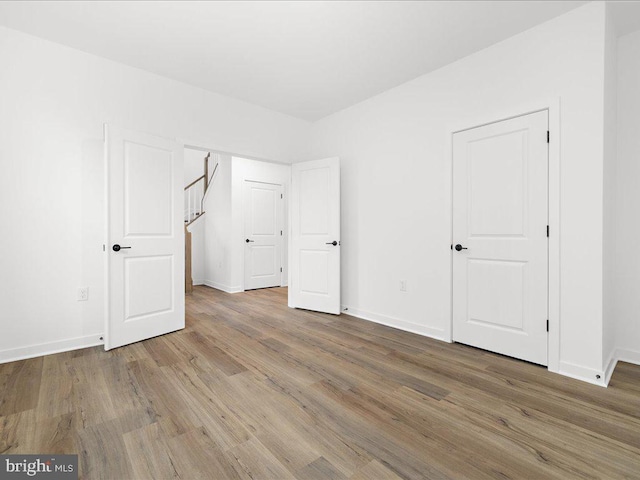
[
  {"x1": 599, "y1": 347, "x2": 640, "y2": 386},
  {"x1": 341, "y1": 306, "x2": 448, "y2": 342},
  {"x1": 342, "y1": 306, "x2": 627, "y2": 388},
  {"x1": 615, "y1": 347, "x2": 640, "y2": 366},
  {"x1": 558, "y1": 360, "x2": 607, "y2": 387},
  {"x1": 192, "y1": 278, "x2": 205, "y2": 286},
  {"x1": 203, "y1": 280, "x2": 243, "y2": 294},
  {"x1": 603, "y1": 350, "x2": 618, "y2": 386},
  {"x1": 0, "y1": 334, "x2": 104, "y2": 365}
]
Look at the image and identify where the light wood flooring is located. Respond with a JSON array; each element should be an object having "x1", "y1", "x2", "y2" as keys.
[{"x1": 1, "y1": 286, "x2": 640, "y2": 479}]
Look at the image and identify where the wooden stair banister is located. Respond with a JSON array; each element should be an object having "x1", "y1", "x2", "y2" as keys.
[
  {"x1": 185, "y1": 224, "x2": 193, "y2": 294},
  {"x1": 204, "y1": 152, "x2": 210, "y2": 192}
]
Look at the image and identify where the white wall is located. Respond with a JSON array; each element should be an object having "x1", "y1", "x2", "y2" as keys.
[
  {"x1": 0, "y1": 26, "x2": 309, "y2": 362},
  {"x1": 203, "y1": 154, "x2": 234, "y2": 291},
  {"x1": 613, "y1": 28, "x2": 640, "y2": 366},
  {"x1": 188, "y1": 218, "x2": 206, "y2": 286},
  {"x1": 184, "y1": 147, "x2": 208, "y2": 186},
  {"x1": 304, "y1": 3, "x2": 608, "y2": 383},
  {"x1": 602, "y1": 4, "x2": 619, "y2": 379}
]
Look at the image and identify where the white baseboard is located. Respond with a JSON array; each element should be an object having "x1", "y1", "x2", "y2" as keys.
[
  {"x1": 192, "y1": 278, "x2": 205, "y2": 286},
  {"x1": 341, "y1": 306, "x2": 448, "y2": 342},
  {"x1": 0, "y1": 334, "x2": 104, "y2": 365},
  {"x1": 615, "y1": 347, "x2": 640, "y2": 366},
  {"x1": 558, "y1": 360, "x2": 607, "y2": 387},
  {"x1": 341, "y1": 306, "x2": 638, "y2": 388},
  {"x1": 204, "y1": 280, "x2": 243, "y2": 294},
  {"x1": 603, "y1": 350, "x2": 618, "y2": 386},
  {"x1": 598, "y1": 347, "x2": 640, "y2": 386},
  {"x1": 604, "y1": 347, "x2": 640, "y2": 384}
]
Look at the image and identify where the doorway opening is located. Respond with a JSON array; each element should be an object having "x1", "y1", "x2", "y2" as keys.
[{"x1": 183, "y1": 150, "x2": 291, "y2": 296}]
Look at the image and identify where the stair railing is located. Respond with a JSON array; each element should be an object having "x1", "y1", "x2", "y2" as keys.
[
  {"x1": 184, "y1": 152, "x2": 220, "y2": 227},
  {"x1": 184, "y1": 174, "x2": 206, "y2": 226},
  {"x1": 185, "y1": 152, "x2": 220, "y2": 293}
]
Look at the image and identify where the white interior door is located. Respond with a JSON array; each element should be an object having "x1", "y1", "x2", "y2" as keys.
[
  {"x1": 452, "y1": 111, "x2": 548, "y2": 365},
  {"x1": 244, "y1": 180, "x2": 283, "y2": 290},
  {"x1": 289, "y1": 157, "x2": 341, "y2": 314},
  {"x1": 105, "y1": 125, "x2": 185, "y2": 350}
]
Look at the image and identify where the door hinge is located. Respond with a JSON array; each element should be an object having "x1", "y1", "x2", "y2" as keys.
[
  {"x1": 280, "y1": 230, "x2": 283, "y2": 236},
  {"x1": 546, "y1": 319, "x2": 549, "y2": 332},
  {"x1": 547, "y1": 225, "x2": 549, "y2": 237},
  {"x1": 102, "y1": 244, "x2": 105, "y2": 252},
  {"x1": 547, "y1": 131, "x2": 550, "y2": 143},
  {"x1": 281, "y1": 193, "x2": 283, "y2": 199},
  {"x1": 280, "y1": 267, "x2": 283, "y2": 273}
]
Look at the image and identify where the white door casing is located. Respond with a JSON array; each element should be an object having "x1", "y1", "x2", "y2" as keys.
[
  {"x1": 289, "y1": 157, "x2": 341, "y2": 315},
  {"x1": 105, "y1": 125, "x2": 185, "y2": 350},
  {"x1": 452, "y1": 111, "x2": 548, "y2": 366},
  {"x1": 244, "y1": 180, "x2": 283, "y2": 290}
]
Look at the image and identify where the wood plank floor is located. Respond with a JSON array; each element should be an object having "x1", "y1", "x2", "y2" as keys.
[{"x1": 1, "y1": 286, "x2": 640, "y2": 479}]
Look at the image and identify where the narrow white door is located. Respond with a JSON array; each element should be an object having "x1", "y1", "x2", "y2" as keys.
[
  {"x1": 289, "y1": 157, "x2": 341, "y2": 315},
  {"x1": 452, "y1": 111, "x2": 548, "y2": 365},
  {"x1": 244, "y1": 181, "x2": 283, "y2": 290},
  {"x1": 105, "y1": 125, "x2": 185, "y2": 350}
]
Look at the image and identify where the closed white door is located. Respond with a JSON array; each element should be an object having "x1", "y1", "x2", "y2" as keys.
[
  {"x1": 105, "y1": 125, "x2": 185, "y2": 350},
  {"x1": 289, "y1": 157, "x2": 341, "y2": 315},
  {"x1": 452, "y1": 111, "x2": 548, "y2": 365},
  {"x1": 244, "y1": 180, "x2": 283, "y2": 290}
]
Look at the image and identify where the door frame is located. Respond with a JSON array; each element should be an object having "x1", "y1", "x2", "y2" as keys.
[
  {"x1": 176, "y1": 137, "x2": 291, "y2": 293},
  {"x1": 445, "y1": 98, "x2": 561, "y2": 375},
  {"x1": 242, "y1": 179, "x2": 286, "y2": 290}
]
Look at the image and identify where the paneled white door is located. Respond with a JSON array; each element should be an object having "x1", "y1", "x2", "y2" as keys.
[
  {"x1": 244, "y1": 181, "x2": 283, "y2": 290},
  {"x1": 452, "y1": 111, "x2": 548, "y2": 365},
  {"x1": 289, "y1": 157, "x2": 341, "y2": 315},
  {"x1": 105, "y1": 125, "x2": 184, "y2": 350}
]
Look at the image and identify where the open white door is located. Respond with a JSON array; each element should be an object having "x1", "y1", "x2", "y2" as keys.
[
  {"x1": 105, "y1": 125, "x2": 185, "y2": 350},
  {"x1": 289, "y1": 157, "x2": 340, "y2": 314},
  {"x1": 452, "y1": 111, "x2": 548, "y2": 365},
  {"x1": 244, "y1": 180, "x2": 283, "y2": 290}
]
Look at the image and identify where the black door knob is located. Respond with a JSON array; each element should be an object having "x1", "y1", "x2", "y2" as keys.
[
  {"x1": 112, "y1": 244, "x2": 131, "y2": 252},
  {"x1": 325, "y1": 241, "x2": 338, "y2": 246},
  {"x1": 454, "y1": 244, "x2": 468, "y2": 251},
  {"x1": 245, "y1": 239, "x2": 255, "y2": 243}
]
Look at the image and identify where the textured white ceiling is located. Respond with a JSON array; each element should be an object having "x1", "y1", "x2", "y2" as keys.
[{"x1": 0, "y1": 1, "x2": 595, "y2": 121}]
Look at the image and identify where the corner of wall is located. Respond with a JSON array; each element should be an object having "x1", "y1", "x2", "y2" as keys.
[{"x1": 602, "y1": 0, "x2": 620, "y2": 378}]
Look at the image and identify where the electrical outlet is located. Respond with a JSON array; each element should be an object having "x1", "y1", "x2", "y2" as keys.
[
  {"x1": 399, "y1": 280, "x2": 407, "y2": 292},
  {"x1": 78, "y1": 287, "x2": 89, "y2": 301}
]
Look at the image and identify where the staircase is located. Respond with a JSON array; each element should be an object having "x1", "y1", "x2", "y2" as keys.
[{"x1": 184, "y1": 152, "x2": 219, "y2": 293}]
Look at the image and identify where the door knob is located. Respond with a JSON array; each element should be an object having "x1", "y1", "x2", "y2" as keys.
[
  {"x1": 325, "y1": 241, "x2": 338, "y2": 246},
  {"x1": 112, "y1": 244, "x2": 131, "y2": 252},
  {"x1": 245, "y1": 239, "x2": 255, "y2": 243},
  {"x1": 454, "y1": 244, "x2": 468, "y2": 251}
]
